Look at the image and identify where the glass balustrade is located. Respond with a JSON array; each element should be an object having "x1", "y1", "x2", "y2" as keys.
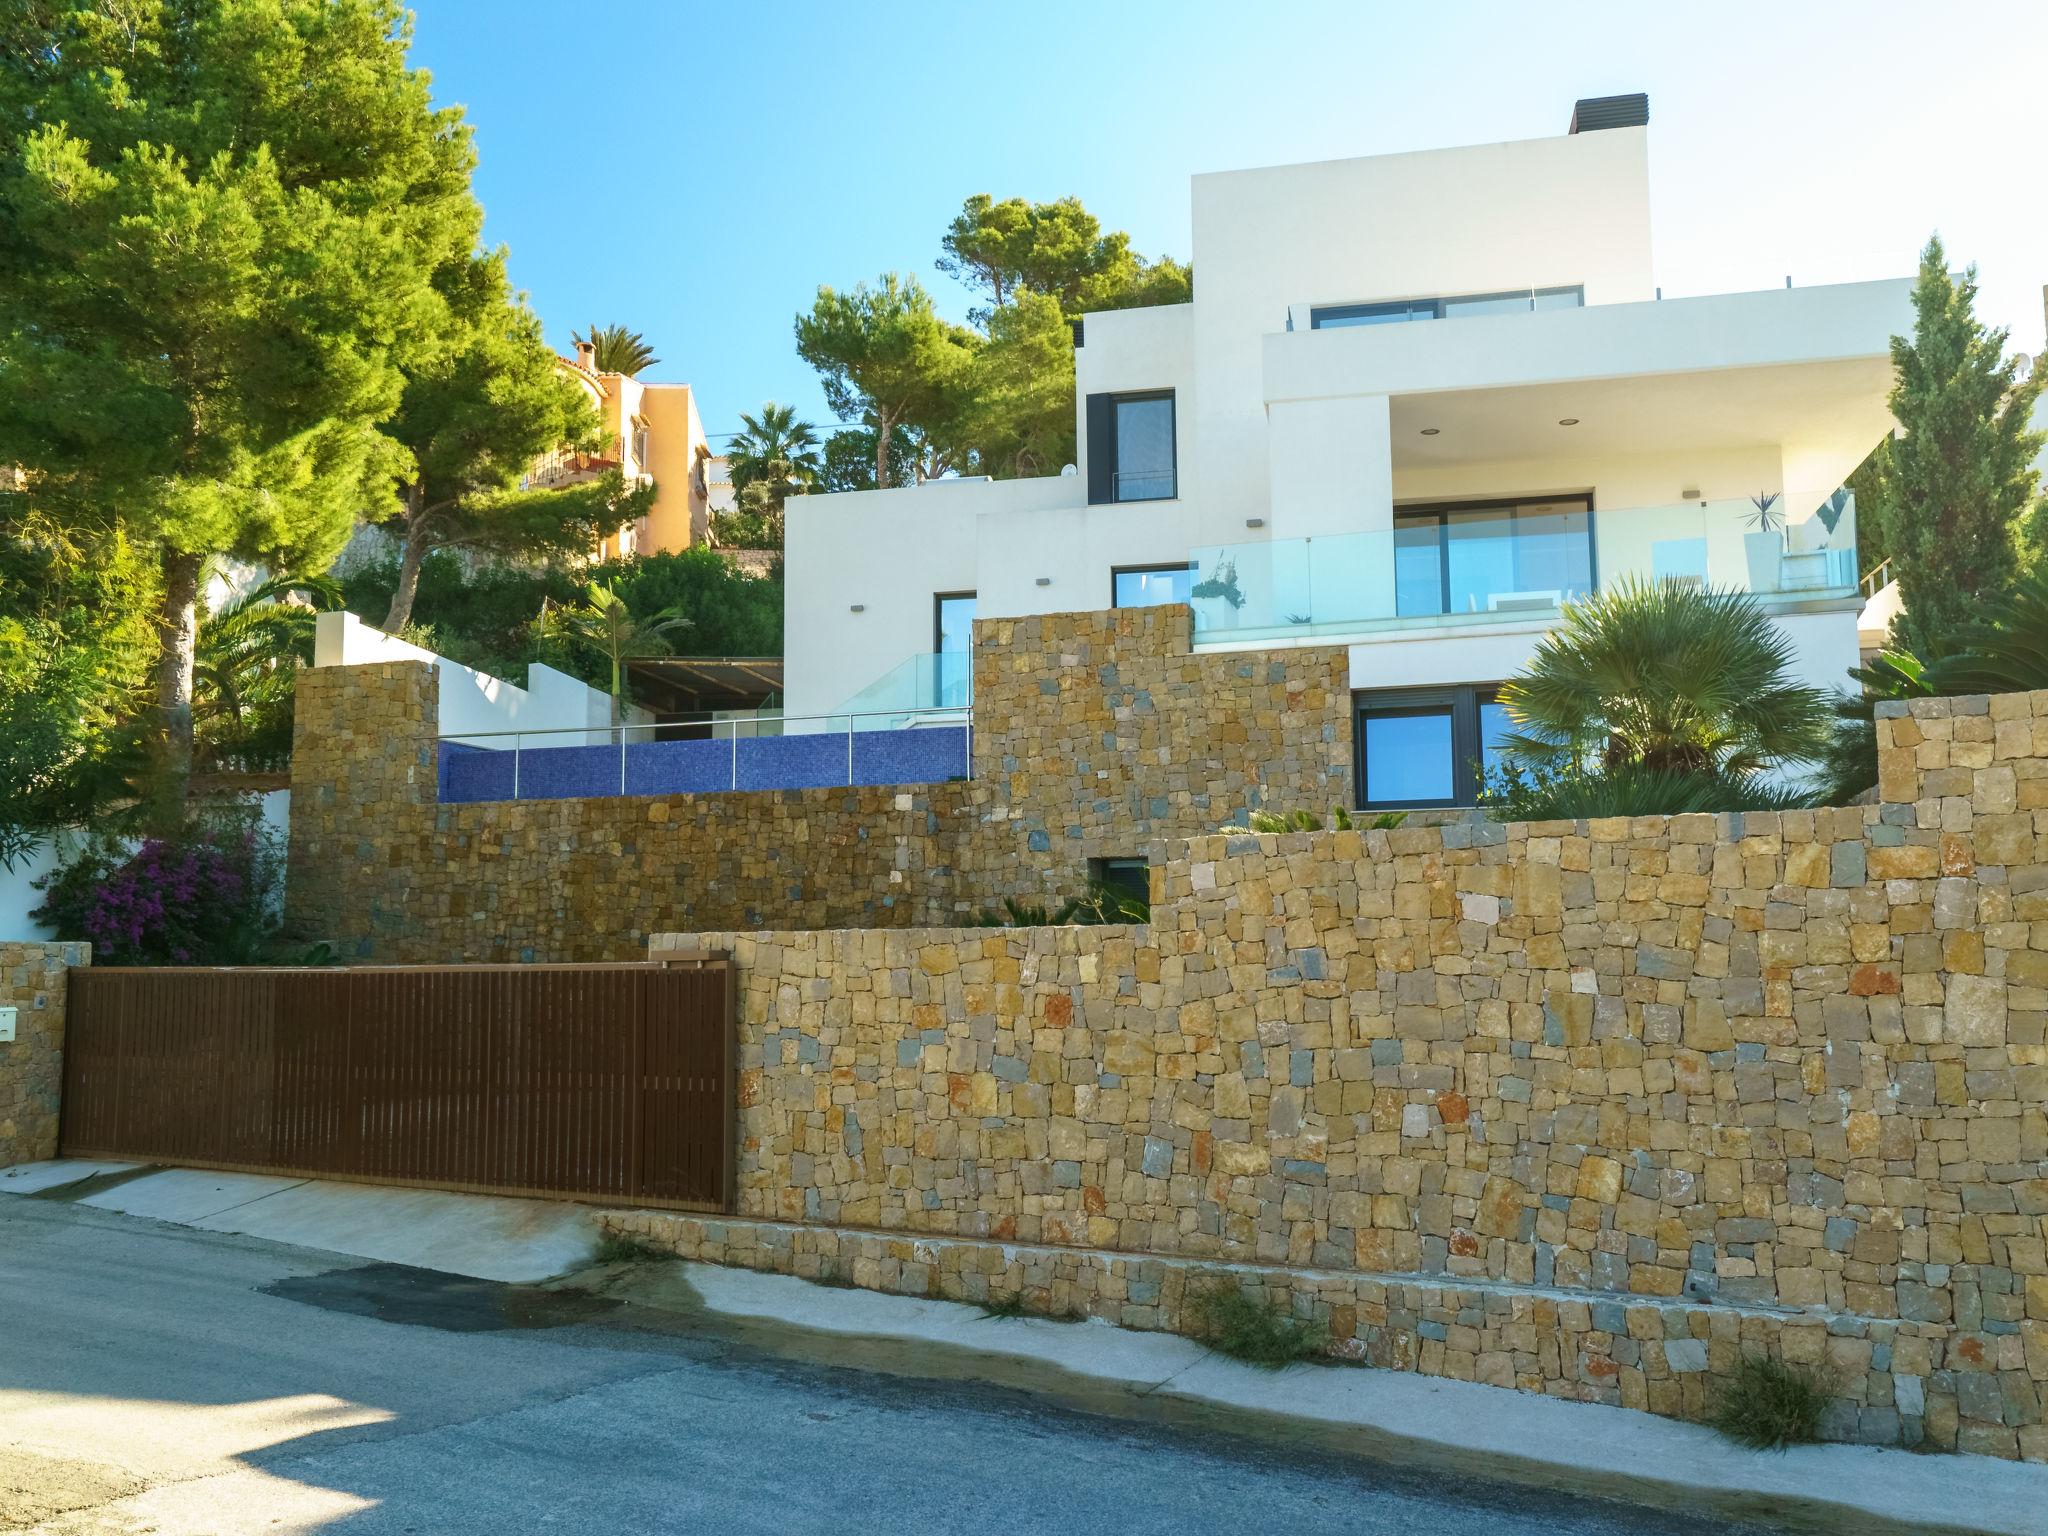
[
  {"x1": 839, "y1": 651, "x2": 974, "y2": 721},
  {"x1": 1189, "y1": 494, "x2": 1858, "y2": 643}
]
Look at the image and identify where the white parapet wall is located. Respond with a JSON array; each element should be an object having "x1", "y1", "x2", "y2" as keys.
[{"x1": 313, "y1": 610, "x2": 643, "y2": 745}]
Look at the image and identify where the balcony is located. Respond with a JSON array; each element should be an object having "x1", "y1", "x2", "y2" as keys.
[
  {"x1": 1188, "y1": 495, "x2": 1858, "y2": 645},
  {"x1": 524, "y1": 444, "x2": 621, "y2": 491}
]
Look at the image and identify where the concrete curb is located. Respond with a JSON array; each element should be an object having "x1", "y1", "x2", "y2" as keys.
[{"x1": 674, "y1": 1260, "x2": 2043, "y2": 1536}]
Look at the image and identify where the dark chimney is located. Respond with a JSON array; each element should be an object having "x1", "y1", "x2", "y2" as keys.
[{"x1": 1569, "y1": 94, "x2": 1649, "y2": 134}]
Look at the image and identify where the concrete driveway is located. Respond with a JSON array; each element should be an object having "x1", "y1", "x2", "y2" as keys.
[{"x1": 0, "y1": 1195, "x2": 1778, "y2": 1536}]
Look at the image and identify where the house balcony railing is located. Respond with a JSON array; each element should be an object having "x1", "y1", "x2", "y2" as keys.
[
  {"x1": 1188, "y1": 494, "x2": 1858, "y2": 645},
  {"x1": 524, "y1": 444, "x2": 621, "y2": 491},
  {"x1": 436, "y1": 706, "x2": 970, "y2": 804},
  {"x1": 839, "y1": 651, "x2": 974, "y2": 718}
]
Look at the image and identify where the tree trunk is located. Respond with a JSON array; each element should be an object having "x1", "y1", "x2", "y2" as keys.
[
  {"x1": 383, "y1": 496, "x2": 428, "y2": 632},
  {"x1": 153, "y1": 547, "x2": 203, "y2": 813},
  {"x1": 875, "y1": 412, "x2": 894, "y2": 491}
]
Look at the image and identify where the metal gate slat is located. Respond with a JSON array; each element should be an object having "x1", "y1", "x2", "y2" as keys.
[{"x1": 56, "y1": 962, "x2": 729, "y2": 1212}]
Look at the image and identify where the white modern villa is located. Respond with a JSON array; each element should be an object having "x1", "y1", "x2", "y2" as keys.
[{"x1": 783, "y1": 96, "x2": 1908, "y2": 810}]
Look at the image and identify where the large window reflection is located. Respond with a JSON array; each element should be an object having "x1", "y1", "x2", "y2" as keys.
[{"x1": 1393, "y1": 498, "x2": 1593, "y2": 618}]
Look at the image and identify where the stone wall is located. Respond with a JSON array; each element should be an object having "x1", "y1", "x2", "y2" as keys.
[
  {"x1": 0, "y1": 942, "x2": 85, "y2": 1169},
  {"x1": 285, "y1": 608, "x2": 1350, "y2": 961},
  {"x1": 642, "y1": 687, "x2": 2048, "y2": 1460}
]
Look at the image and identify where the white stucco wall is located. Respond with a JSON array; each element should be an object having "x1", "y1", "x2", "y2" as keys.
[
  {"x1": 2, "y1": 789, "x2": 291, "y2": 944},
  {"x1": 314, "y1": 611, "x2": 640, "y2": 744},
  {"x1": 780, "y1": 116, "x2": 1901, "y2": 733}
]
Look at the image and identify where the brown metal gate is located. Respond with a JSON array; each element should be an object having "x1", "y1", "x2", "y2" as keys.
[{"x1": 58, "y1": 961, "x2": 732, "y2": 1212}]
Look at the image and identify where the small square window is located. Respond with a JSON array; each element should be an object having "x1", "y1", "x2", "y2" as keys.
[
  {"x1": 1089, "y1": 856, "x2": 1151, "y2": 906},
  {"x1": 1112, "y1": 565, "x2": 1193, "y2": 609}
]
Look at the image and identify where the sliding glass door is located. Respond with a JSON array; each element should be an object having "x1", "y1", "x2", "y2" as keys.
[{"x1": 1392, "y1": 497, "x2": 1594, "y2": 619}]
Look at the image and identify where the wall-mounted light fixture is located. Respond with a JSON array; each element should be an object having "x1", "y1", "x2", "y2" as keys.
[
  {"x1": 849, "y1": 603, "x2": 865, "y2": 613},
  {"x1": 1680, "y1": 486, "x2": 1701, "y2": 502},
  {"x1": 1035, "y1": 577, "x2": 1051, "y2": 586},
  {"x1": 1557, "y1": 418, "x2": 1580, "y2": 427},
  {"x1": 1245, "y1": 517, "x2": 1265, "y2": 529},
  {"x1": 1419, "y1": 427, "x2": 1440, "y2": 436}
]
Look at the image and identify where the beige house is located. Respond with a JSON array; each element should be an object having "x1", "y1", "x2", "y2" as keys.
[{"x1": 534, "y1": 339, "x2": 715, "y2": 559}]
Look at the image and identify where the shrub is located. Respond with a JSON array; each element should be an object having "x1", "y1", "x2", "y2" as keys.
[
  {"x1": 967, "y1": 881, "x2": 1148, "y2": 927},
  {"x1": 1243, "y1": 807, "x2": 1406, "y2": 833},
  {"x1": 1479, "y1": 760, "x2": 1812, "y2": 821},
  {"x1": 31, "y1": 817, "x2": 280, "y2": 965},
  {"x1": 1709, "y1": 1354, "x2": 1832, "y2": 1450},
  {"x1": 1183, "y1": 1281, "x2": 1327, "y2": 1368},
  {"x1": 593, "y1": 1230, "x2": 672, "y2": 1266}
]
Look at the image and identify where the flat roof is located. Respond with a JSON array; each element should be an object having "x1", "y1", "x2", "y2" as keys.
[{"x1": 625, "y1": 656, "x2": 783, "y2": 714}]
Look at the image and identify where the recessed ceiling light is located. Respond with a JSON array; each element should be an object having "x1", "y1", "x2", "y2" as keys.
[
  {"x1": 1558, "y1": 417, "x2": 1580, "y2": 426},
  {"x1": 1419, "y1": 427, "x2": 1440, "y2": 436}
]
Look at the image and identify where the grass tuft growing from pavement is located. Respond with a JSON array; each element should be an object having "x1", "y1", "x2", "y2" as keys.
[
  {"x1": 1709, "y1": 1354, "x2": 1832, "y2": 1450},
  {"x1": 593, "y1": 1230, "x2": 673, "y2": 1266},
  {"x1": 1184, "y1": 1282, "x2": 1327, "y2": 1368}
]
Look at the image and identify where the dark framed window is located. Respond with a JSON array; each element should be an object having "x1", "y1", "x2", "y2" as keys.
[
  {"x1": 1090, "y1": 856, "x2": 1150, "y2": 906},
  {"x1": 1112, "y1": 564, "x2": 1194, "y2": 609},
  {"x1": 933, "y1": 591, "x2": 976, "y2": 709},
  {"x1": 1085, "y1": 390, "x2": 1176, "y2": 504},
  {"x1": 1391, "y1": 495, "x2": 1595, "y2": 619},
  {"x1": 1354, "y1": 685, "x2": 1517, "y2": 810},
  {"x1": 1311, "y1": 286, "x2": 1584, "y2": 329}
]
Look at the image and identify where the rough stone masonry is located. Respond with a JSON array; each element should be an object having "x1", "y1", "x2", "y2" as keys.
[
  {"x1": 626, "y1": 690, "x2": 2048, "y2": 1461},
  {"x1": 285, "y1": 606, "x2": 1349, "y2": 961},
  {"x1": 0, "y1": 943, "x2": 85, "y2": 1170}
]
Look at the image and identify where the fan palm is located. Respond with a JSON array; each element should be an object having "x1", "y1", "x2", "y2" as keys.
[
  {"x1": 537, "y1": 582, "x2": 690, "y2": 726},
  {"x1": 725, "y1": 402, "x2": 822, "y2": 508},
  {"x1": 193, "y1": 572, "x2": 341, "y2": 772},
  {"x1": 572, "y1": 323, "x2": 660, "y2": 376},
  {"x1": 1496, "y1": 577, "x2": 1833, "y2": 779}
]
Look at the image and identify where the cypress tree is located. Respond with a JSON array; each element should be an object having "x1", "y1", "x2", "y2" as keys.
[{"x1": 1881, "y1": 235, "x2": 2046, "y2": 653}]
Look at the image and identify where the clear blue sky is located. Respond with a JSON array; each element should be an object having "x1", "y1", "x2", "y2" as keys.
[{"x1": 407, "y1": 0, "x2": 2048, "y2": 445}]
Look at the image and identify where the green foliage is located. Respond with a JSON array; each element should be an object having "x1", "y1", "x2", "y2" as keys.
[
  {"x1": 1812, "y1": 569, "x2": 2048, "y2": 804},
  {"x1": 1709, "y1": 1354, "x2": 1832, "y2": 1451},
  {"x1": 818, "y1": 422, "x2": 918, "y2": 493},
  {"x1": 193, "y1": 571, "x2": 340, "y2": 774},
  {"x1": 0, "y1": 515, "x2": 155, "y2": 861},
  {"x1": 795, "y1": 273, "x2": 979, "y2": 489},
  {"x1": 0, "y1": 0, "x2": 480, "y2": 780},
  {"x1": 537, "y1": 582, "x2": 691, "y2": 724},
  {"x1": 592, "y1": 1230, "x2": 672, "y2": 1265},
  {"x1": 32, "y1": 809, "x2": 282, "y2": 965},
  {"x1": 1497, "y1": 578, "x2": 1833, "y2": 780},
  {"x1": 1481, "y1": 760, "x2": 1811, "y2": 821},
  {"x1": 1879, "y1": 236, "x2": 2046, "y2": 655},
  {"x1": 714, "y1": 402, "x2": 822, "y2": 551},
  {"x1": 796, "y1": 195, "x2": 1188, "y2": 488},
  {"x1": 572, "y1": 323, "x2": 660, "y2": 377},
  {"x1": 339, "y1": 546, "x2": 784, "y2": 683},
  {"x1": 378, "y1": 255, "x2": 649, "y2": 631},
  {"x1": 1190, "y1": 559, "x2": 1245, "y2": 610},
  {"x1": 725, "y1": 402, "x2": 822, "y2": 507},
  {"x1": 1244, "y1": 807, "x2": 1404, "y2": 833},
  {"x1": 1183, "y1": 1282, "x2": 1327, "y2": 1368},
  {"x1": 967, "y1": 882, "x2": 1149, "y2": 927},
  {"x1": 937, "y1": 193, "x2": 1191, "y2": 324}
]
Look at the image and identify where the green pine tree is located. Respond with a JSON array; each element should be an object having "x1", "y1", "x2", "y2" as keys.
[
  {"x1": 1880, "y1": 235, "x2": 2047, "y2": 653},
  {"x1": 0, "y1": 0, "x2": 480, "y2": 804}
]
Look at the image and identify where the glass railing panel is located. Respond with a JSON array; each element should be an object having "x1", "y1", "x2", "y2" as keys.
[
  {"x1": 1191, "y1": 492, "x2": 1859, "y2": 644},
  {"x1": 839, "y1": 651, "x2": 974, "y2": 721}
]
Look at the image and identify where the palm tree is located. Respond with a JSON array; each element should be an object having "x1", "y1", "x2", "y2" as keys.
[
  {"x1": 537, "y1": 582, "x2": 690, "y2": 726},
  {"x1": 572, "y1": 323, "x2": 660, "y2": 377},
  {"x1": 193, "y1": 572, "x2": 341, "y2": 772},
  {"x1": 1496, "y1": 577, "x2": 1833, "y2": 781},
  {"x1": 725, "y1": 402, "x2": 822, "y2": 507}
]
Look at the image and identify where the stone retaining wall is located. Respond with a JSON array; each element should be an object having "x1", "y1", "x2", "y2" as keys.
[
  {"x1": 285, "y1": 607, "x2": 1349, "y2": 961},
  {"x1": 0, "y1": 942, "x2": 86, "y2": 1169},
  {"x1": 646, "y1": 688, "x2": 2048, "y2": 1460}
]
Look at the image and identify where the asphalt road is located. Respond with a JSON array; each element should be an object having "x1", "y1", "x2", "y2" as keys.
[{"x1": 0, "y1": 1196, "x2": 1774, "y2": 1536}]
